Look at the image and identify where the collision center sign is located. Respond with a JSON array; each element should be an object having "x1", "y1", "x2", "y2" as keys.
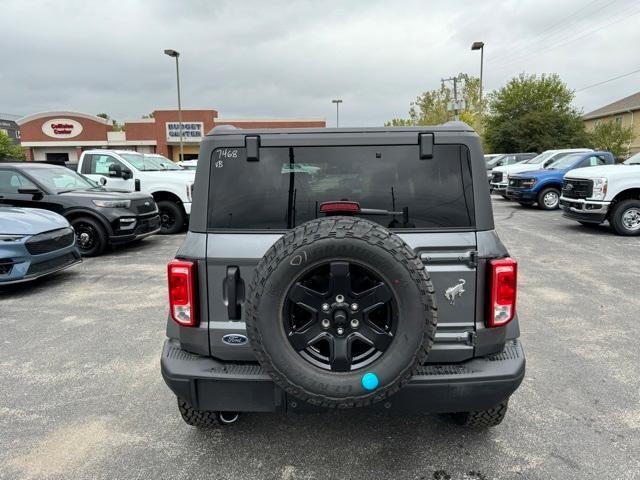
[
  {"x1": 41, "y1": 118, "x2": 83, "y2": 138},
  {"x1": 165, "y1": 122, "x2": 203, "y2": 142}
]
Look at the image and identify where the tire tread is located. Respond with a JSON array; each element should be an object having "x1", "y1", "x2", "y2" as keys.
[{"x1": 245, "y1": 216, "x2": 438, "y2": 409}]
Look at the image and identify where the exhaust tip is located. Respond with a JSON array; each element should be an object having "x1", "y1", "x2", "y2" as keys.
[{"x1": 219, "y1": 412, "x2": 240, "y2": 424}]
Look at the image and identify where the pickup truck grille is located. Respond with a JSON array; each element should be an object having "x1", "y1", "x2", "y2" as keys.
[
  {"x1": 132, "y1": 199, "x2": 157, "y2": 215},
  {"x1": 25, "y1": 227, "x2": 74, "y2": 255},
  {"x1": 492, "y1": 172, "x2": 503, "y2": 183},
  {"x1": 562, "y1": 178, "x2": 593, "y2": 199}
]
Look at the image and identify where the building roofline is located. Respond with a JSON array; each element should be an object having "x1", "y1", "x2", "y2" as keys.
[
  {"x1": 583, "y1": 105, "x2": 640, "y2": 120},
  {"x1": 16, "y1": 111, "x2": 111, "y2": 126},
  {"x1": 215, "y1": 118, "x2": 326, "y2": 123},
  {"x1": 124, "y1": 118, "x2": 156, "y2": 123}
]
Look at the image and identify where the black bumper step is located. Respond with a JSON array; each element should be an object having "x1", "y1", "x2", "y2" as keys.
[{"x1": 161, "y1": 339, "x2": 525, "y2": 414}]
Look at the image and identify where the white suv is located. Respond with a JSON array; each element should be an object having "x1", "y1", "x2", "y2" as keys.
[
  {"x1": 490, "y1": 148, "x2": 592, "y2": 196},
  {"x1": 78, "y1": 150, "x2": 195, "y2": 234}
]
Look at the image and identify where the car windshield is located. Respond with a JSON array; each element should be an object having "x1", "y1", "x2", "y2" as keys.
[
  {"x1": 547, "y1": 153, "x2": 583, "y2": 170},
  {"x1": 623, "y1": 153, "x2": 640, "y2": 165},
  {"x1": 522, "y1": 151, "x2": 555, "y2": 164},
  {"x1": 25, "y1": 166, "x2": 97, "y2": 193},
  {"x1": 121, "y1": 153, "x2": 181, "y2": 171},
  {"x1": 486, "y1": 155, "x2": 507, "y2": 168}
]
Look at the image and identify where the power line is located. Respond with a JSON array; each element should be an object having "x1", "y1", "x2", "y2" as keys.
[
  {"x1": 575, "y1": 67, "x2": 640, "y2": 92},
  {"x1": 490, "y1": 3, "x2": 640, "y2": 71},
  {"x1": 486, "y1": 0, "x2": 618, "y2": 64}
]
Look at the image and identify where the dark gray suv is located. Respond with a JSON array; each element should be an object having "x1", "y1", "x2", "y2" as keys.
[{"x1": 161, "y1": 124, "x2": 525, "y2": 428}]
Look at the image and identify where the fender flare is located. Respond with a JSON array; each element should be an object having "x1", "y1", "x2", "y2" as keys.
[
  {"x1": 534, "y1": 181, "x2": 562, "y2": 194},
  {"x1": 63, "y1": 208, "x2": 114, "y2": 236}
]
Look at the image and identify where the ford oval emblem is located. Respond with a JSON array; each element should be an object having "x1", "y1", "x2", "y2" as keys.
[{"x1": 222, "y1": 334, "x2": 248, "y2": 346}]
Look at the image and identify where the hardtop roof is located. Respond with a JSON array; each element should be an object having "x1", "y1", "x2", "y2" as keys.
[{"x1": 206, "y1": 122, "x2": 475, "y2": 137}]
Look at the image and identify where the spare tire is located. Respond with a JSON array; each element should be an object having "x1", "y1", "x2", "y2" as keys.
[{"x1": 245, "y1": 217, "x2": 437, "y2": 408}]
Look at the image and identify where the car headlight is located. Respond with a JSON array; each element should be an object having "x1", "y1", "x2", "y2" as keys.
[
  {"x1": 0, "y1": 235, "x2": 25, "y2": 242},
  {"x1": 92, "y1": 199, "x2": 131, "y2": 208},
  {"x1": 590, "y1": 178, "x2": 608, "y2": 200},
  {"x1": 186, "y1": 182, "x2": 194, "y2": 202},
  {"x1": 521, "y1": 178, "x2": 537, "y2": 188}
]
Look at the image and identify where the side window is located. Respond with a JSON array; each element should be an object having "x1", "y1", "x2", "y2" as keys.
[
  {"x1": 80, "y1": 154, "x2": 93, "y2": 174},
  {"x1": 90, "y1": 154, "x2": 123, "y2": 174},
  {"x1": 0, "y1": 170, "x2": 37, "y2": 194},
  {"x1": 578, "y1": 156, "x2": 604, "y2": 168}
]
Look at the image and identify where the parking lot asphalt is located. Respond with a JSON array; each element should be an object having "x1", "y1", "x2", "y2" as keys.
[{"x1": 1, "y1": 198, "x2": 639, "y2": 480}]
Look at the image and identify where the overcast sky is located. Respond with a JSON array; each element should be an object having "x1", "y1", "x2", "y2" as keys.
[{"x1": 2, "y1": 0, "x2": 639, "y2": 126}]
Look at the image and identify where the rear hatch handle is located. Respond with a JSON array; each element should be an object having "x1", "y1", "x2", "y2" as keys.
[{"x1": 420, "y1": 251, "x2": 478, "y2": 268}]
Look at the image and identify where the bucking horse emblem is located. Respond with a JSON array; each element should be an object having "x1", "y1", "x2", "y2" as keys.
[{"x1": 444, "y1": 279, "x2": 466, "y2": 305}]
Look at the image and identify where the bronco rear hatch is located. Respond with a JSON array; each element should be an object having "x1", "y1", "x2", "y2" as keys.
[{"x1": 198, "y1": 130, "x2": 488, "y2": 363}]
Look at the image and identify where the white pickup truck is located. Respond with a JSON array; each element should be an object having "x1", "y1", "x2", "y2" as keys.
[
  {"x1": 77, "y1": 150, "x2": 195, "y2": 234},
  {"x1": 560, "y1": 152, "x2": 640, "y2": 235},
  {"x1": 490, "y1": 148, "x2": 592, "y2": 197}
]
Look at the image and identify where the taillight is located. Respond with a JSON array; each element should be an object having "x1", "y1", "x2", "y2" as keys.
[
  {"x1": 488, "y1": 257, "x2": 517, "y2": 327},
  {"x1": 319, "y1": 201, "x2": 361, "y2": 214},
  {"x1": 168, "y1": 259, "x2": 197, "y2": 327}
]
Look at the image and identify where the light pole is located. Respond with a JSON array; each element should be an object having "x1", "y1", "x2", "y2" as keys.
[
  {"x1": 331, "y1": 99, "x2": 342, "y2": 128},
  {"x1": 164, "y1": 49, "x2": 183, "y2": 162},
  {"x1": 471, "y1": 42, "x2": 484, "y2": 105}
]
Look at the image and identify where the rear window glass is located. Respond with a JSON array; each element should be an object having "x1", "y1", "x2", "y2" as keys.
[{"x1": 207, "y1": 144, "x2": 475, "y2": 230}]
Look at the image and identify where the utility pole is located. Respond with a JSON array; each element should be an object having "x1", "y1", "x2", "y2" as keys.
[{"x1": 442, "y1": 74, "x2": 466, "y2": 121}]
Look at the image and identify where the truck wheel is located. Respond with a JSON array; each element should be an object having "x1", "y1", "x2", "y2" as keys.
[
  {"x1": 537, "y1": 187, "x2": 560, "y2": 210},
  {"x1": 245, "y1": 217, "x2": 438, "y2": 409},
  {"x1": 70, "y1": 216, "x2": 107, "y2": 257},
  {"x1": 177, "y1": 398, "x2": 239, "y2": 428},
  {"x1": 610, "y1": 199, "x2": 640, "y2": 236},
  {"x1": 451, "y1": 400, "x2": 509, "y2": 428},
  {"x1": 157, "y1": 200, "x2": 185, "y2": 234}
]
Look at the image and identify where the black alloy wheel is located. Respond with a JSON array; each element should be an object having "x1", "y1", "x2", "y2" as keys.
[
  {"x1": 283, "y1": 261, "x2": 397, "y2": 372},
  {"x1": 157, "y1": 200, "x2": 185, "y2": 234},
  {"x1": 71, "y1": 216, "x2": 107, "y2": 256}
]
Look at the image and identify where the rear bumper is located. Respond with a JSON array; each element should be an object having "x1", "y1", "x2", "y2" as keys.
[
  {"x1": 161, "y1": 338, "x2": 525, "y2": 413},
  {"x1": 559, "y1": 197, "x2": 609, "y2": 224}
]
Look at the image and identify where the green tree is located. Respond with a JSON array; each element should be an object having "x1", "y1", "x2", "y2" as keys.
[
  {"x1": 0, "y1": 130, "x2": 24, "y2": 160},
  {"x1": 386, "y1": 75, "x2": 485, "y2": 134},
  {"x1": 588, "y1": 120, "x2": 635, "y2": 158},
  {"x1": 484, "y1": 73, "x2": 588, "y2": 153}
]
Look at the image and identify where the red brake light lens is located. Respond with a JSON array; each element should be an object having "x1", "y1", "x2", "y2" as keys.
[
  {"x1": 168, "y1": 259, "x2": 197, "y2": 327},
  {"x1": 319, "y1": 201, "x2": 361, "y2": 214},
  {"x1": 488, "y1": 257, "x2": 517, "y2": 327}
]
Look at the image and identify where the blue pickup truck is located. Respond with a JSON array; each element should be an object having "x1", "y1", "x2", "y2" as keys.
[{"x1": 506, "y1": 151, "x2": 615, "y2": 210}]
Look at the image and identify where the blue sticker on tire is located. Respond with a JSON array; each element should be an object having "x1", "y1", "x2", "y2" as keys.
[{"x1": 361, "y1": 372, "x2": 379, "y2": 391}]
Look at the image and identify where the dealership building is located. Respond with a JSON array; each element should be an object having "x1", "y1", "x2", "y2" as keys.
[{"x1": 17, "y1": 109, "x2": 325, "y2": 163}]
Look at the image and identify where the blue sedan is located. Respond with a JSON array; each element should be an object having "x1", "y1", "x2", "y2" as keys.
[{"x1": 0, "y1": 207, "x2": 82, "y2": 285}]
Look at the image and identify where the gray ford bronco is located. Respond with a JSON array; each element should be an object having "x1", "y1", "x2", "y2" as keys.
[{"x1": 161, "y1": 124, "x2": 525, "y2": 428}]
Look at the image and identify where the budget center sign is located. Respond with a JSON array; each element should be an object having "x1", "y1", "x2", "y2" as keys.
[{"x1": 165, "y1": 122, "x2": 203, "y2": 142}]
